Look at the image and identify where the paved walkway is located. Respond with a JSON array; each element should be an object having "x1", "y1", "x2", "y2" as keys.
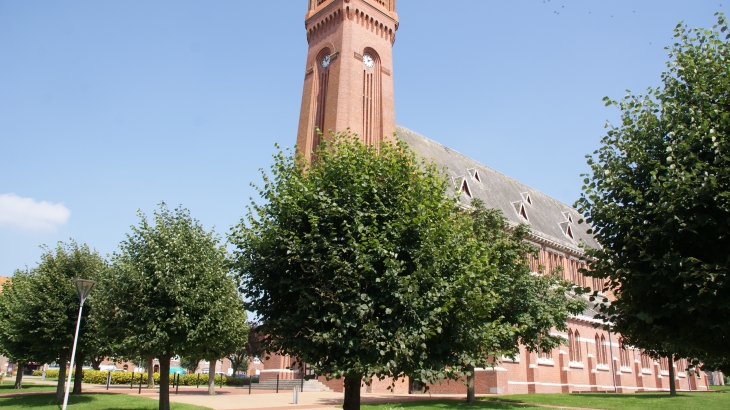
[
  {"x1": 84, "y1": 385, "x2": 465, "y2": 410},
  {"x1": 14, "y1": 377, "x2": 599, "y2": 410}
]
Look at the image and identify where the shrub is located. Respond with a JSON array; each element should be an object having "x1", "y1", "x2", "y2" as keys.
[
  {"x1": 224, "y1": 376, "x2": 249, "y2": 386},
  {"x1": 33, "y1": 369, "x2": 60, "y2": 378},
  {"x1": 31, "y1": 368, "x2": 256, "y2": 387}
]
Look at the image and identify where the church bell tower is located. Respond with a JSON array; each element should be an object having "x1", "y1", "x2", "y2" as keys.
[{"x1": 296, "y1": 0, "x2": 398, "y2": 161}]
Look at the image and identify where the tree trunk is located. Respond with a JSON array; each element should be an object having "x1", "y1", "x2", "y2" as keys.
[
  {"x1": 207, "y1": 359, "x2": 217, "y2": 395},
  {"x1": 56, "y1": 349, "x2": 70, "y2": 403},
  {"x1": 466, "y1": 364, "x2": 476, "y2": 403},
  {"x1": 72, "y1": 355, "x2": 83, "y2": 394},
  {"x1": 159, "y1": 355, "x2": 171, "y2": 410},
  {"x1": 668, "y1": 354, "x2": 677, "y2": 396},
  {"x1": 147, "y1": 356, "x2": 155, "y2": 388},
  {"x1": 343, "y1": 377, "x2": 361, "y2": 410},
  {"x1": 91, "y1": 356, "x2": 103, "y2": 371},
  {"x1": 13, "y1": 362, "x2": 24, "y2": 389}
]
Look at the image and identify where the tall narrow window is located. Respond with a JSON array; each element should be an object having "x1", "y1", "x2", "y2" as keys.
[
  {"x1": 313, "y1": 48, "x2": 331, "y2": 152},
  {"x1": 620, "y1": 344, "x2": 630, "y2": 368},
  {"x1": 568, "y1": 330, "x2": 575, "y2": 362},
  {"x1": 600, "y1": 335, "x2": 608, "y2": 365},
  {"x1": 574, "y1": 331, "x2": 582, "y2": 362},
  {"x1": 362, "y1": 49, "x2": 382, "y2": 146}
]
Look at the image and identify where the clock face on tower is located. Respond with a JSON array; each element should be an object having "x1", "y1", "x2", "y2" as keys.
[
  {"x1": 363, "y1": 54, "x2": 374, "y2": 69},
  {"x1": 321, "y1": 54, "x2": 331, "y2": 69}
]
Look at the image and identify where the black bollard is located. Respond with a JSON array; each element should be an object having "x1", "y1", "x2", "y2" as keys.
[
  {"x1": 176, "y1": 374, "x2": 180, "y2": 394},
  {"x1": 131, "y1": 372, "x2": 135, "y2": 389},
  {"x1": 276, "y1": 374, "x2": 279, "y2": 393},
  {"x1": 197, "y1": 373, "x2": 200, "y2": 388},
  {"x1": 107, "y1": 371, "x2": 111, "y2": 390},
  {"x1": 138, "y1": 373, "x2": 143, "y2": 394},
  {"x1": 249, "y1": 377, "x2": 251, "y2": 395},
  {"x1": 220, "y1": 374, "x2": 224, "y2": 388}
]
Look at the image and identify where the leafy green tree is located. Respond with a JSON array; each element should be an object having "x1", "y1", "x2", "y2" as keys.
[
  {"x1": 437, "y1": 200, "x2": 586, "y2": 402},
  {"x1": 1, "y1": 242, "x2": 105, "y2": 400},
  {"x1": 179, "y1": 356, "x2": 202, "y2": 374},
  {"x1": 95, "y1": 204, "x2": 248, "y2": 410},
  {"x1": 227, "y1": 349, "x2": 250, "y2": 377},
  {"x1": 0, "y1": 270, "x2": 36, "y2": 389},
  {"x1": 186, "y1": 275, "x2": 248, "y2": 395},
  {"x1": 575, "y1": 13, "x2": 730, "y2": 396},
  {"x1": 230, "y1": 133, "x2": 485, "y2": 410}
]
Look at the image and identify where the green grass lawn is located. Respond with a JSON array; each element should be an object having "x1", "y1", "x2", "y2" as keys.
[
  {"x1": 362, "y1": 400, "x2": 544, "y2": 410},
  {"x1": 0, "y1": 393, "x2": 210, "y2": 410},
  {"x1": 362, "y1": 390, "x2": 730, "y2": 410},
  {"x1": 484, "y1": 391, "x2": 730, "y2": 410},
  {"x1": 1, "y1": 380, "x2": 56, "y2": 394},
  {"x1": 710, "y1": 385, "x2": 730, "y2": 391}
]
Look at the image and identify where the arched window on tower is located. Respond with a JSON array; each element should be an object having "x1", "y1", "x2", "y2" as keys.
[
  {"x1": 361, "y1": 48, "x2": 382, "y2": 146},
  {"x1": 312, "y1": 48, "x2": 332, "y2": 153}
]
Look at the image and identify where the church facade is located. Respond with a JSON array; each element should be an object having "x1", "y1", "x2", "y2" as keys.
[{"x1": 258, "y1": 0, "x2": 715, "y2": 394}]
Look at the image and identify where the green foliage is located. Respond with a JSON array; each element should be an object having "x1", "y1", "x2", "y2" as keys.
[
  {"x1": 95, "y1": 203, "x2": 248, "y2": 360},
  {"x1": 576, "y1": 13, "x2": 730, "y2": 361},
  {"x1": 230, "y1": 132, "x2": 476, "y2": 384},
  {"x1": 94, "y1": 203, "x2": 249, "y2": 409},
  {"x1": 448, "y1": 200, "x2": 586, "y2": 368},
  {"x1": 30, "y1": 369, "x2": 255, "y2": 387},
  {"x1": 0, "y1": 271, "x2": 36, "y2": 368},
  {"x1": 0, "y1": 241, "x2": 107, "y2": 395}
]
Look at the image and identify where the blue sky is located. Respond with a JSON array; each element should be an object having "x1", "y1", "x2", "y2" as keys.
[{"x1": 0, "y1": 0, "x2": 724, "y2": 276}]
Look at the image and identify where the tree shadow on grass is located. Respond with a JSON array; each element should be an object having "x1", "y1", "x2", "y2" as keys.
[{"x1": 363, "y1": 399, "x2": 541, "y2": 409}]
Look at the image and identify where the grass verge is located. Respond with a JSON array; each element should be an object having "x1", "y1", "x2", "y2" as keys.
[
  {"x1": 484, "y1": 391, "x2": 730, "y2": 410},
  {"x1": 1, "y1": 381, "x2": 56, "y2": 394},
  {"x1": 362, "y1": 400, "x2": 543, "y2": 410},
  {"x1": 0, "y1": 393, "x2": 210, "y2": 409},
  {"x1": 362, "y1": 390, "x2": 730, "y2": 410}
]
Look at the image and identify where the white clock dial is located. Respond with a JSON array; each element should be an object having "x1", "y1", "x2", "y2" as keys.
[
  {"x1": 363, "y1": 54, "x2": 374, "y2": 69},
  {"x1": 321, "y1": 55, "x2": 331, "y2": 69}
]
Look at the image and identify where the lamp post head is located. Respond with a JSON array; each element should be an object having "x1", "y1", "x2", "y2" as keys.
[{"x1": 75, "y1": 279, "x2": 96, "y2": 304}]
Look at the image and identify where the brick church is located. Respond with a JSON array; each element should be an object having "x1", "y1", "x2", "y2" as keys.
[{"x1": 259, "y1": 0, "x2": 718, "y2": 394}]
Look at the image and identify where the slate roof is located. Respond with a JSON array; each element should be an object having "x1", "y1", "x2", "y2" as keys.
[{"x1": 396, "y1": 125, "x2": 600, "y2": 254}]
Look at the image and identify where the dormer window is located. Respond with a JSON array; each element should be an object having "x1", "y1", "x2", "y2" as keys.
[
  {"x1": 521, "y1": 192, "x2": 532, "y2": 205},
  {"x1": 559, "y1": 212, "x2": 575, "y2": 240},
  {"x1": 460, "y1": 178, "x2": 472, "y2": 198},
  {"x1": 468, "y1": 168, "x2": 481, "y2": 182},
  {"x1": 512, "y1": 201, "x2": 529, "y2": 221},
  {"x1": 562, "y1": 211, "x2": 574, "y2": 223}
]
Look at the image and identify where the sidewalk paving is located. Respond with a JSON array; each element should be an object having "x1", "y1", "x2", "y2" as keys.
[
  {"x1": 15, "y1": 378, "x2": 599, "y2": 410},
  {"x1": 85, "y1": 384, "x2": 451, "y2": 410}
]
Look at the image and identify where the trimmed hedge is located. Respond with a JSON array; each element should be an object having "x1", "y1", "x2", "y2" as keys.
[{"x1": 31, "y1": 369, "x2": 259, "y2": 386}]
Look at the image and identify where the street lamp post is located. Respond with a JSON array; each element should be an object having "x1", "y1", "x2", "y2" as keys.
[{"x1": 62, "y1": 279, "x2": 96, "y2": 410}]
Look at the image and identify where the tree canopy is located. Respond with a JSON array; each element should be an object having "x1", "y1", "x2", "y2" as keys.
[{"x1": 575, "y1": 13, "x2": 730, "y2": 385}]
